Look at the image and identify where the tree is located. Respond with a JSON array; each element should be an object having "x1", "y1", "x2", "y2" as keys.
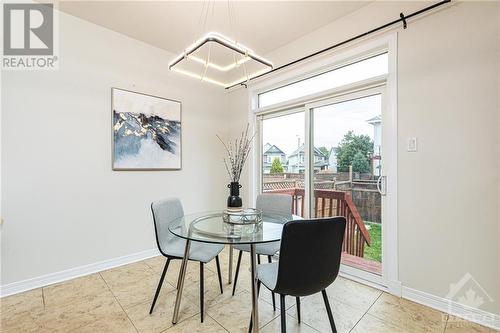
[
  {"x1": 270, "y1": 157, "x2": 284, "y2": 174},
  {"x1": 318, "y1": 146, "x2": 330, "y2": 159},
  {"x1": 352, "y1": 151, "x2": 370, "y2": 173},
  {"x1": 335, "y1": 131, "x2": 373, "y2": 172}
]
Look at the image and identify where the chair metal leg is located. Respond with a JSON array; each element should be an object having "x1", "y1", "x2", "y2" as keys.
[
  {"x1": 268, "y1": 255, "x2": 276, "y2": 311},
  {"x1": 321, "y1": 290, "x2": 337, "y2": 333},
  {"x1": 280, "y1": 295, "x2": 287, "y2": 333},
  {"x1": 232, "y1": 250, "x2": 243, "y2": 296},
  {"x1": 215, "y1": 255, "x2": 223, "y2": 294},
  {"x1": 149, "y1": 258, "x2": 170, "y2": 314},
  {"x1": 296, "y1": 297, "x2": 301, "y2": 323},
  {"x1": 200, "y1": 262, "x2": 204, "y2": 323}
]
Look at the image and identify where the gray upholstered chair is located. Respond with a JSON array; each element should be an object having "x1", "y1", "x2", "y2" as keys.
[
  {"x1": 231, "y1": 193, "x2": 292, "y2": 310},
  {"x1": 150, "y1": 198, "x2": 224, "y2": 322}
]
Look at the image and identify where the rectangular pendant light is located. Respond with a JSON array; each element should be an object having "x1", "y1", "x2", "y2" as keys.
[{"x1": 169, "y1": 32, "x2": 273, "y2": 88}]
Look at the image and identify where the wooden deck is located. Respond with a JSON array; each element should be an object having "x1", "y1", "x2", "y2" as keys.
[{"x1": 341, "y1": 253, "x2": 382, "y2": 275}]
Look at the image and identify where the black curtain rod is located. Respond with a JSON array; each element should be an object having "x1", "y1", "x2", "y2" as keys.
[{"x1": 226, "y1": 0, "x2": 451, "y2": 90}]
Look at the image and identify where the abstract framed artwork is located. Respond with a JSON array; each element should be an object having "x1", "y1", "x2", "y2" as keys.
[{"x1": 112, "y1": 88, "x2": 181, "y2": 170}]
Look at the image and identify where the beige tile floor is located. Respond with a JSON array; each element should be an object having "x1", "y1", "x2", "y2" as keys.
[{"x1": 1, "y1": 247, "x2": 496, "y2": 333}]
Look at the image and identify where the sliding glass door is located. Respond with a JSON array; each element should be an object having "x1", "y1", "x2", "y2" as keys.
[
  {"x1": 255, "y1": 44, "x2": 397, "y2": 287},
  {"x1": 257, "y1": 86, "x2": 391, "y2": 285},
  {"x1": 310, "y1": 90, "x2": 384, "y2": 277}
]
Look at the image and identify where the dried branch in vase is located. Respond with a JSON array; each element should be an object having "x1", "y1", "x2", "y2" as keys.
[{"x1": 217, "y1": 123, "x2": 256, "y2": 183}]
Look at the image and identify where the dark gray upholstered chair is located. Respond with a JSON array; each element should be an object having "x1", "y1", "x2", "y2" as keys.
[
  {"x1": 150, "y1": 198, "x2": 224, "y2": 322},
  {"x1": 250, "y1": 217, "x2": 346, "y2": 333},
  {"x1": 232, "y1": 193, "x2": 292, "y2": 310}
]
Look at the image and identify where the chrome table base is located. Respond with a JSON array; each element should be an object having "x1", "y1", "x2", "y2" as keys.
[
  {"x1": 249, "y1": 244, "x2": 259, "y2": 333},
  {"x1": 228, "y1": 245, "x2": 233, "y2": 284},
  {"x1": 172, "y1": 240, "x2": 191, "y2": 324},
  {"x1": 172, "y1": 243, "x2": 260, "y2": 332}
]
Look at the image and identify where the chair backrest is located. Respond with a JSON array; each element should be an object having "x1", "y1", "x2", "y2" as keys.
[
  {"x1": 273, "y1": 217, "x2": 346, "y2": 297},
  {"x1": 256, "y1": 193, "x2": 292, "y2": 217},
  {"x1": 151, "y1": 198, "x2": 184, "y2": 256}
]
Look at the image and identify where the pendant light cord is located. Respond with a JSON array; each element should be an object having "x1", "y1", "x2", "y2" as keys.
[
  {"x1": 188, "y1": 0, "x2": 252, "y2": 84},
  {"x1": 227, "y1": 0, "x2": 249, "y2": 82},
  {"x1": 191, "y1": 0, "x2": 215, "y2": 82}
]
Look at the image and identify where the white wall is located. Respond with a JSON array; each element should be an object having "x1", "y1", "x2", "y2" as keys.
[
  {"x1": 228, "y1": 1, "x2": 500, "y2": 316},
  {"x1": 397, "y1": 1, "x2": 499, "y2": 317},
  {"x1": 1, "y1": 11, "x2": 229, "y2": 287},
  {"x1": 228, "y1": 88, "x2": 252, "y2": 201}
]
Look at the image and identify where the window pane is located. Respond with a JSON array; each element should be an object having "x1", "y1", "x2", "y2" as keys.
[
  {"x1": 258, "y1": 53, "x2": 388, "y2": 108},
  {"x1": 262, "y1": 112, "x2": 306, "y2": 217}
]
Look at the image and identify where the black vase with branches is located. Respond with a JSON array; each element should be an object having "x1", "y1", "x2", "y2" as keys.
[{"x1": 217, "y1": 124, "x2": 255, "y2": 209}]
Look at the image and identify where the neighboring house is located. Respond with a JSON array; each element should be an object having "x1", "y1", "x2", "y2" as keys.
[
  {"x1": 367, "y1": 115, "x2": 381, "y2": 176},
  {"x1": 287, "y1": 144, "x2": 329, "y2": 173},
  {"x1": 328, "y1": 147, "x2": 338, "y2": 173},
  {"x1": 262, "y1": 143, "x2": 287, "y2": 173}
]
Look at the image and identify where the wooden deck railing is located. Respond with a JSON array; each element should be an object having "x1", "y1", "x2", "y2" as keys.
[{"x1": 264, "y1": 188, "x2": 371, "y2": 258}]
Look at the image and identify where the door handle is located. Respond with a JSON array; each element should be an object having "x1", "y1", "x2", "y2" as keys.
[{"x1": 377, "y1": 175, "x2": 387, "y2": 196}]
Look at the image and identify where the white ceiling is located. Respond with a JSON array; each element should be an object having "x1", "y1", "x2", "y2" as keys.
[{"x1": 59, "y1": 1, "x2": 371, "y2": 56}]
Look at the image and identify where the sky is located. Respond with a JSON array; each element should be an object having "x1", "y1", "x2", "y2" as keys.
[{"x1": 262, "y1": 94, "x2": 381, "y2": 156}]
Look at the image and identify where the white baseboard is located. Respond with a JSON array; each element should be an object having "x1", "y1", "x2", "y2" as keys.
[
  {"x1": 402, "y1": 287, "x2": 500, "y2": 331},
  {"x1": 0, "y1": 248, "x2": 160, "y2": 298}
]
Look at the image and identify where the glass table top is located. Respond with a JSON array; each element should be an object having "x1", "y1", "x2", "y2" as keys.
[{"x1": 169, "y1": 211, "x2": 294, "y2": 245}]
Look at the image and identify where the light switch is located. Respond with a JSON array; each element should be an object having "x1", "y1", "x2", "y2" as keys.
[{"x1": 407, "y1": 137, "x2": 418, "y2": 152}]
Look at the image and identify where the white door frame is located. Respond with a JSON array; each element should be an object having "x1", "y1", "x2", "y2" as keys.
[{"x1": 248, "y1": 33, "x2": 400, "y2": 296}]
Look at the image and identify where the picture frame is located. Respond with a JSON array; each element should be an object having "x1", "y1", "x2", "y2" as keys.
[{"x1": 111, "y1": 88, "x2": 182, "y2": 170}]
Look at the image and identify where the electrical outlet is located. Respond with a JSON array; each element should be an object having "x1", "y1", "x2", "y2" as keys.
[{"x1": 407, "y1": 137, "x2": 418, "y2": 152}]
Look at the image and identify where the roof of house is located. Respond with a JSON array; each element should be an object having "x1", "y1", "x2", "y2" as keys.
[
  {"x1": 314, "y1": 161, "x2": 330, "y2": 167},
  {"x1": 288, "y1": 144, "x2": 326, "y2": 158},
  {"x1": 264, "y1": 144, "x2": 285, "y2": 155},
  {"x1": 286, "y1": 160, "x2": 329, "y2": 168},
  {"x1": 366, "y1": 115, "x2": 381, "y2": 124}
]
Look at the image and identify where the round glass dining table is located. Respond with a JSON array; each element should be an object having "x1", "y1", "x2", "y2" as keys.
[{"x1": 168, "y1": 211, "x2": 293, "y2": 333}]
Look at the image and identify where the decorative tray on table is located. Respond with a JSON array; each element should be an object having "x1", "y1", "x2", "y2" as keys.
[{"x1": 222, "y1": 208, "x2": 263, "y2": 225}]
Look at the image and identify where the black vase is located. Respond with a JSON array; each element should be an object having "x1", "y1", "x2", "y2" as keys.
[{"x1": 227, "y1": 182, "x2": 242, "y2": 208}]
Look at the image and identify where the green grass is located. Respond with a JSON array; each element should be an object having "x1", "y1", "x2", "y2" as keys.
[{"x1": 363, "y1": 222, "x2": 381, "y2": 262}]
